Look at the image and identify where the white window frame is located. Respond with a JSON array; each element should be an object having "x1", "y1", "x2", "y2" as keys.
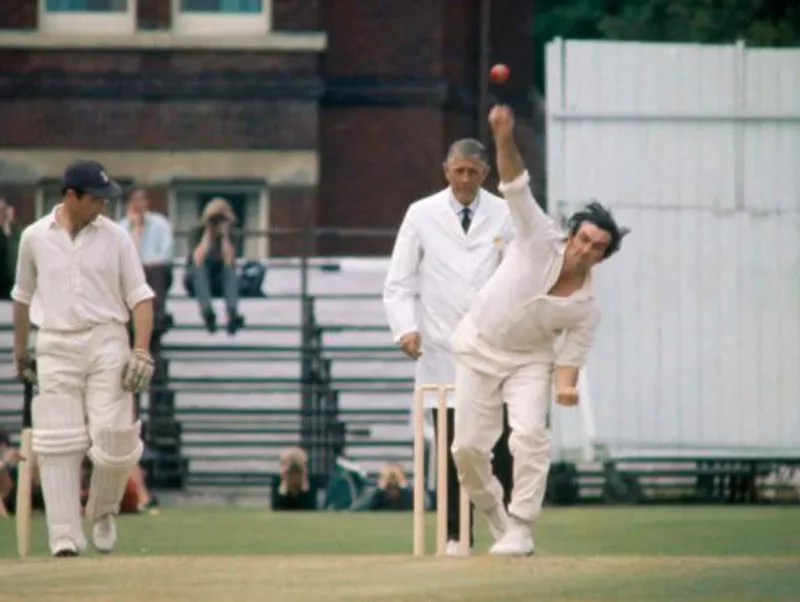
[
  {"x1": 39, "y1": 0, "x2": 137, "y2": 35},
  {"x1": 171, "y1": 181, "x2": 268, "y2": 260},
  {"x1": 171, "y1": 0, "x2": 271, "y2": 36}
]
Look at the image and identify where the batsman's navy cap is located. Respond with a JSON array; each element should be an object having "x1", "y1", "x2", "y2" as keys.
[{"x1": 62, "y1": 160, "x2": 122, "y2": 200}]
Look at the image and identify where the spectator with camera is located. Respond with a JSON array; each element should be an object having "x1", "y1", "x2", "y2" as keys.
[
  {"x1": 271, "y1": 447, "x2": 318, "y2": 511},
  {"x1": 184, "y1": 198, "x2": 245, "y2": 335},
  {"x1": 356, "y1": 462, "x2": 415, "y2": 511}
]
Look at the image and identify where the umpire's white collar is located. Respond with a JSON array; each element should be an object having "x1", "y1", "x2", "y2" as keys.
[{"x1": 448, "y1": 189, "x2": 481, "y2": 215}]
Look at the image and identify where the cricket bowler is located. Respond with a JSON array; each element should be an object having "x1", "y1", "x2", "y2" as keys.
[
  {"x1": 12, "y1": 159, "x2": 155, "y2": 557},
  {"x1": 450, "y1": 105, "x2": 629, "y2": 555}
]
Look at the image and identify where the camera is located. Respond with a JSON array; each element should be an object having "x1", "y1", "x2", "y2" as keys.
[{"x1": 207, "y1": 213, "x2": 227, "y2": 226}]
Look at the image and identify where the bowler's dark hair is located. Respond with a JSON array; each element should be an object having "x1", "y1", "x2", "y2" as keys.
[{"x1": 567, "y1": 201, "x2": 630, "y2": 259}]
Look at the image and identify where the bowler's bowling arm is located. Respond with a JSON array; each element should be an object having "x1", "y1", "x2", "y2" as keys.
[{"x1": 495, "y1": 131, "x2": 557, "y2": 241}]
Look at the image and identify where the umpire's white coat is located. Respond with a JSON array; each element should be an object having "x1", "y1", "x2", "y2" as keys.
[{"x1": 383, "y1": 187, "x2": 515, "y2": 409}]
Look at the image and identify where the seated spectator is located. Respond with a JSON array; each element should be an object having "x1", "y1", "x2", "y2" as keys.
[
  {"x1": 271, "y1": 447, "x2": 318, "y2": 511},
  {"x1": 119, "y1": 188, "x2": 174, "y2": 335},
  {"x1": 357, "y1": 462, "x2": 414, "y2": 511},
  {"x1": 0, "y1": 198, "x2": 21, "y2": 300},
  {"x1": 184, "y1": 198, "x2": 245, "y2": 335},
  {"x1": 129, "y1": 464, "x2": 159, "y2": 511},
  {"x1": 0, "y1": 427, "x2": 45, "y2": 517},
  {"x1": 322, "y1": 455, "x2": 371, "y2": 510}
]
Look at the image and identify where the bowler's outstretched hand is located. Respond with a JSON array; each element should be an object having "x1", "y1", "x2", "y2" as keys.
[
  {"x1": 555, "y1": 387, "x2": 580, "y2": 407},
  {"x1": 488, "y1": 105, "x2": 515, "y2": 139}
]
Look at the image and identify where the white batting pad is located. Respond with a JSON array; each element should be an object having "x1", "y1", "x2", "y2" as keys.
[
  {"x1": 37, "y1": 451, "x2": 87, "y2": 554},
  {"x1": 85, "y1": 421, "x2": 144, "y2": 520},
  {"x1": 31, "y1": 393, "x2": 90, "y2": 453},
  {"x1": 32, "y1": 428, "x2": 91, "y2": 456},
  {"x1": 30, "y1": 394, "x2": 91, "y2": 555}
]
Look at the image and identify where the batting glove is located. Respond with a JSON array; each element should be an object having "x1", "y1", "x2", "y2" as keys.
[{"x1": 122, "y1": 348, "x2": 155, "y2": 393}]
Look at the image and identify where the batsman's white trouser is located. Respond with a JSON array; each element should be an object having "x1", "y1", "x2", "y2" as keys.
[
  {"x1": 31, "y1": 323, "x2": 141, "y2": 554},
  {"x1": 451, "y1": 358, "x2": 552, "y2": 524}
]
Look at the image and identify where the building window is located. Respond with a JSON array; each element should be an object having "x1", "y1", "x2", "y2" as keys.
[
  {"x1": 173, "y1": 0, "x2": 271, "y2": 35},
  {"x1": 171, "y1": 181, "x2": 268, "y2": 260},
  {"x1": 45, "y1": 0, "x2": 128, "y2": 12},
  {"x1": 180, "y1": 0, "x2": 262, "y2": 13},
  {"x1": 40, "y1": 0, "x2": 136, "y2": 34}
]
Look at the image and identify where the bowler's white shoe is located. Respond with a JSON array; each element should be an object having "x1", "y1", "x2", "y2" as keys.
[
  {"x1": 52, "y1": 538, "x2": 80, "y2": 557},
  {"x1": 486, "y1": 505, "x2": 509, "y2": 543},
  {"x1": 446, "y1": 540, "x2": 472, "y2": 556},
  {"x1": 92, "y1": 514, "x2": 117, "y2": 553},
  {"x1": 489, "y1": 517, "x2": 535, "y2": 556}
]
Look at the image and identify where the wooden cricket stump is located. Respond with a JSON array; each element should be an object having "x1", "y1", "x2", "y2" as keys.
[{"x1": 412, "y1": 384, "x2": 470, "y2": 557}]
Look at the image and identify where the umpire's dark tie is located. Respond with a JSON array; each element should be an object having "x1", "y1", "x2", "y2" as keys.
[{"x1": 460, "y1": 206, "x2": 472, "y2": 233}]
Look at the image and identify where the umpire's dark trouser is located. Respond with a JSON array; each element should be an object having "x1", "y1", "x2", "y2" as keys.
[{"x1": 432, "y1": 405, "x2": 513, "y2": 546}]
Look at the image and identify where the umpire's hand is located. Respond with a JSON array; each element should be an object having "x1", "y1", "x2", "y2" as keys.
[{"x1": 399, "y1": 332, "x2": 422, "y2": 359}]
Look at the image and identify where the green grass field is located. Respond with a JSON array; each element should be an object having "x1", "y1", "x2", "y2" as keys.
[{"x1": 1, "y1": 506, "x2": 799, "y2": 601}]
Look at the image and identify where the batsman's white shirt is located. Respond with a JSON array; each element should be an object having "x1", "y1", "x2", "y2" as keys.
[
  {"x1": 453, "y1": 170, "x2": 600, "y2": 374},
  {"x1": 12, "y1": 205, "x2": 155, "y2": 331},
  {"x1": 383, "y1": 187, "x2": 514, "y2": 409}
]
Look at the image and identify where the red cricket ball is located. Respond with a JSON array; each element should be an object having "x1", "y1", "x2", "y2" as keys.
[{"x1": 489, "y1": 63, "x2": 510, "y2": 84}]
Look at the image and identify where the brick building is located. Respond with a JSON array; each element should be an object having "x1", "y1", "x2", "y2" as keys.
[{"x1": 0, "y1": 0, "x2": 537, "y2": 257}]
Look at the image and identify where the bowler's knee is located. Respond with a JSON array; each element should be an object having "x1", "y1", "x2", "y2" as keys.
[
  {"x1": 451, "y1": 445, "x2": 490, "y2": 474},
  {"x1": 508, "y1": 423, "x2": 551, "y2": 456}
]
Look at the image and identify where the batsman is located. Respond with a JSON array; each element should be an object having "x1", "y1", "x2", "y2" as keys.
[
  {"x1": 12, "y1": 160, "x2": 155, "y2": 557},
  {"x1": 450, "y1": 106, "x2": 629, "y2": 555}
]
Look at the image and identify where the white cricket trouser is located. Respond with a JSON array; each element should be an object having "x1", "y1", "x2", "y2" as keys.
[
  {"x1": 451, "y1": 358, "x2": 552, "y2": 524},
  {"x1": 32, "y1": 323, "x2": 135, "y2": 553}
]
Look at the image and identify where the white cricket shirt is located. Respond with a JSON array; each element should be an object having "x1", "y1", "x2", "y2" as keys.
[
  {"x1": 464, "y1": 170, "x2": 600, "y2": 366},
  {"x1": 11, "y1": 205, "x2": 155, "y2": 332}
]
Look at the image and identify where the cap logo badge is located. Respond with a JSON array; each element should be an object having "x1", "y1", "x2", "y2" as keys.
[{"x1": 100, "y1": 171, "x2": 109, "y2": 183}]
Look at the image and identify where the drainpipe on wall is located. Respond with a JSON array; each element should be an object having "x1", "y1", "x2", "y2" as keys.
[{"x1": 477, "y1": 0, "x2": 491, "y2": 146}]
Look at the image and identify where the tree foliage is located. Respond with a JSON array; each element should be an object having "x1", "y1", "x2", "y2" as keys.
[{"x1": 533, "y1": 0, "x2": 800, "y2": 91}]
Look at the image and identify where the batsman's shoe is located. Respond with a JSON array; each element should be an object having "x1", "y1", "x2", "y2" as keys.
[
  {"x1": 489, "y1": 519, "x2": 535, "y2": 556},
  {"x1": 52, "y1": 538, "x2": 80, "y2": 558},
  {"x1": 446, "y1": 540, "x2": 473, "y2": 556},
  {"x1": 92, "y1": 514, "x2": 117, "y2": 553}
]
